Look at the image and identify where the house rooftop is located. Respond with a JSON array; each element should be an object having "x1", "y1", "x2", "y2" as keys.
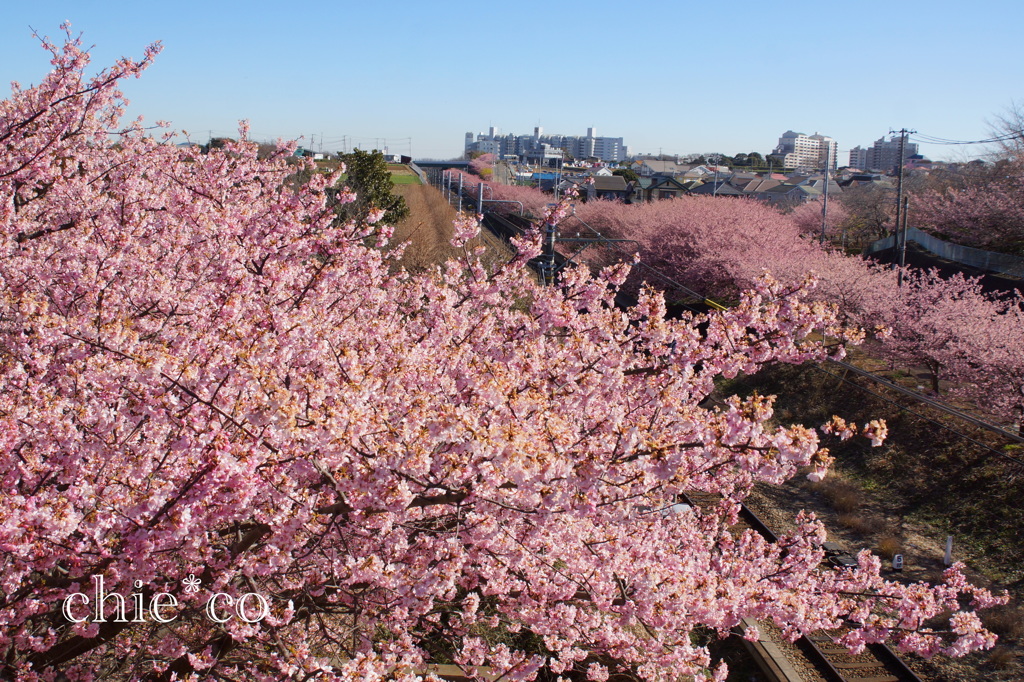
[{"x1": 594, "y1": 175, "x2": 628, "y2": 191}]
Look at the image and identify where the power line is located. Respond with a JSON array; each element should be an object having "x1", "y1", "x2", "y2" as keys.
[
  {"x1": 911, "y1": 131, "x2": 1022, "y2": 146},
  {"x1": 815, "y1": 362, "x2": 1024, "y2": 467}
]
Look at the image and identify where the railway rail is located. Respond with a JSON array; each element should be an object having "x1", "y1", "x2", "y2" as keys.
[
  {"x1": 801, "y1": 631, "x2": 923, "y2": 682},
  {"x1": 681, "y1": 492, "x2": 924, "y2": 682}
]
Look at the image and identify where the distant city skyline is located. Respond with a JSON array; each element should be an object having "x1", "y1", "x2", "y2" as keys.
[{"x1": 2, "y1": 1, "x2": 1021, "y2": 162}]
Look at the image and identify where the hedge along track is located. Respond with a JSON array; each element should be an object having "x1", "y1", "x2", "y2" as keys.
[{"x1": 681, "y1": 492, "x2": 924, "y2": 682}]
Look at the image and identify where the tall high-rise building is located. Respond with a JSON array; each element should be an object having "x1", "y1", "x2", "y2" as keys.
[
  {"x1": 771, "y1": 131, "x2": 838, "y2": 170},
  {"x1": 848, "y1": 146, "x2": 869, "y2": 169},
  {"x1": 865, "y1": 136, "x2": 919, "y2": 174}
]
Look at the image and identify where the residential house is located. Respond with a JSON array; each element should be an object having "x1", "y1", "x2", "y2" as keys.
[
  {"x1": 592, "y1": 175, "x2": 630, "y2": 201},
  {"x1": 741, "y1": 177, "x2": 783, "y2": 196},
  {"x1": 687, "y1": 180, "x2": 745, "y2": 197},
  {"x1": 636, "y1": 159, "x2": 692, "y2": 178},
  {"x1": 757, "y1": 183, "x2": 822, "y2": 204},
  {"x1": 633, "y1": 176, "x2": 692, "y2": 202}
]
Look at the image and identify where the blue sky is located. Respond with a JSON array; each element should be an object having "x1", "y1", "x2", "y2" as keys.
[{"x1": 2, "y1": 1, "x2": 1021, "y2": 162}]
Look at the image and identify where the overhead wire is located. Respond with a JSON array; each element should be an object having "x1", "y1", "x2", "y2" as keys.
[
  {"x1": 813, "y1": 363, "x2": 1024, "y2": 467},
  {"x1": 911, "y1": 131, "x2": 1022, "y2": 146}
]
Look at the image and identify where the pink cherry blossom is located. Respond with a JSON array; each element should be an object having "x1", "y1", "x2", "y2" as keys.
[{"x1": 0, "y1": 30, "x2": 1007, "y2": 682}]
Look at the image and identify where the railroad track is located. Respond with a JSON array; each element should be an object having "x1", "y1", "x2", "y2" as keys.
[
  {"x1": 800, "y1": 629, "x2": 922, "y2": 682},
  {"x1": 681, "y1": 492, "x2": 923, "y2": 682}
]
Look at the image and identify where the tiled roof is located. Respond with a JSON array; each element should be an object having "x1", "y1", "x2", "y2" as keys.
[
  {"x1": 594, "y1": 176, "x2": 628, "y2": 191},
  {"x1": 641, "y1": 160, "x2": 691, "y2": 175}
]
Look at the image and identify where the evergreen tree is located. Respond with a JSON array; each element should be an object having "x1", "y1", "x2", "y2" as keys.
[
  {"x1": 612, "y1": 167, "x2": 639, "y2": 182},
  {"x1": 332, "y1": 148, "x2": 409, "y2": 226}
]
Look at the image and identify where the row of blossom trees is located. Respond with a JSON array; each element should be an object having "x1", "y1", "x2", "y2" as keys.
[
  {"x1": 0, "y1": 30, "x2": 1008, "y2": 681},
  {"x1": 460, "y1": 168, "x2": 1024, "y2": 427},
  {"x1": 912, "y1": 158, "x2": 1024, "y2": 256},
  {"x1": 912, "y1": 105, "x2": 1024, "y2": 257},
  {"x1": 574, "y1": 196, "x2": 1024, "y2": 426}
]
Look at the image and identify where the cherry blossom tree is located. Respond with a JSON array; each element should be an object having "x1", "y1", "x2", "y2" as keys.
[
  {"x1": 467, "y1": 153, "x2": 495, "y2": 179},
  {"x1": 572, "y1": 195, "x2": 825, "y2": 296},
  {"x1": 837, "y1": 182, "x2": 896, "y2": 244},
  {"x1": 563, "y1": 194, "x2": 1024, "y2": 424},
  {"x1": 445, "y1": 168, "x2": 550, "y2": 218},
  {"x1": 450, "y1": 176, "x2": 1024, "y2": 423},
  {"x1": 865, "y1": 270, "x2": 1006, "y2": 394},
  {"x1": 912, "y1": 160, "x2": 1024, "y2": 255},
  {"x1": 0, "y1": 29, "x2": 1007, "y2": 682},
  {"x1": 943, "y1": 293, "x2": 1024, "y2": 428},
  {"x1": 788, "y1": 198, "x2": 853, "y2": 245}
]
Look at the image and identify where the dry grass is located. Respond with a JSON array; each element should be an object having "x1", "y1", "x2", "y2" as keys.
[
  {"x1": 983, "y1": 604, "x2": 1024, "y2": 641},
  {"x1": 808, "y1": 477, "x2": 863, "y2": 514},
  {"x1": 986, "y1": 646, "x2": 1017, "y2": 670},
  {"x1": 389, "y1": 184, "x2": 513, "y2": 274},
  {"x1": 875, "y1": 535, "x2": 902, "y2": 560},
  {"x1": 922, "y1": 608, "x2": 955, "y2": 631},
  {"x1": 740, "y1": 362, "x2": 1024, "y2": 681},
  {"x1": 837, "y1": 513, "x2": 878, "y2": 535}
]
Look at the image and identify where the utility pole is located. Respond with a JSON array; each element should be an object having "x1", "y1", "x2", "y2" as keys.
[
  {"x1": 537, "y1": 208, "x2": 632, "y2": 287},
  {"x1": 709, "y1": 153, "x2": 721, "y2": 196},
  {"x1": 820, "y1": 144, "x2": 831, "y2": 246},
  {"x1": 888, "y1": 128, "x2": 913, "y2": 284},
  {"x1": 554, "y1": 156, "x2": 563, "y2": 200},
  {"x1": 898, "y1": 196, "x2": 910, "y2": 287},
  {"x1": 543, "y1": 216, "x2": 557, "y2": 286},
  {"x1": 890, "y1": 128, "x2": 916, "y2": 278}
]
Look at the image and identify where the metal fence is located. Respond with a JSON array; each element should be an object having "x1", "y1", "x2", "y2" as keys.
[
  {"x1": 407, "y1": 162, "x2": 427, "y2": 185},
  {"x1": 865, "y1": 226, "x2": 1024, "y2": 278}
]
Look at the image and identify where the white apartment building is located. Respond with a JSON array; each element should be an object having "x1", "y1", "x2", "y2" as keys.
[
  {"x1": 848, "y1": 146, "x2": 869, "y2": 169},
  {"x1": 464, "y1": 126, "x2": 627, "y2": 163},
  {"x1": 772, "y1": 130, "x2": 838, "y2": 171},
  {"x1": 846, "y1": 136, "x2": 920, "y2": 173}
]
